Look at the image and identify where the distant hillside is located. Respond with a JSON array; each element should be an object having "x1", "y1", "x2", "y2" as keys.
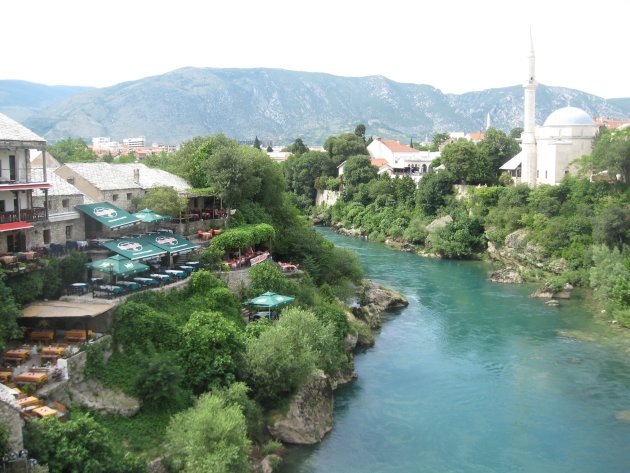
[
  {"x1": 3, "y1": 69, "x2": 628, "y2": 145},
  {"x1": 0, "y1": 80, "x2": 93, "y2": 123}
]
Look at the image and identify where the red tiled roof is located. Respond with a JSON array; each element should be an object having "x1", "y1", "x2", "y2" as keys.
[
  {"x1": 468, "y1": 133, "x2": 485, "y2": 140},
  {"x1": 378, "y1": 138, "x2": 417, "y2": 153},
  {"x1": 371, "y1": 159, "x2": 388, "y2": 167},
  {"x1": 0, "y1": 222, "x2": 33, "y2": 233}
]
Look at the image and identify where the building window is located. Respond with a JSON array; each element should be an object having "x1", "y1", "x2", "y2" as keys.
[
  {"x1": 65, "y1": 225, "x2": 72, "y2": 239},
  {"x1": 112, "y1": 194, "x2": 119, "y2": 201},
  {"x1": 127, "y1": 193, "x2": 132, "y2": 200},
  {"x1": 62, "y1": 199, "x2": 69, "y2": 208},
  {"x1": 43, "y1": 229, "x2": 51, "y2": 244},
  {"x1": 67, "y1": 178, "x2": 75, "y2": 185}
]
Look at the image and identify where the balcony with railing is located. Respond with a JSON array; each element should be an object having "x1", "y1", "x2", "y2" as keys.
[
  {"x1": 0, "y1": 166, "x2": 50, "y2": 189},
  {"x1": 0, "y1": 207, "x2": 46, "y2": 224}
]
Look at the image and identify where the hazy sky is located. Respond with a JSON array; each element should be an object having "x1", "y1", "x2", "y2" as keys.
[{"x1": 4, "y1": 0, "x2": 628, "y2": 98}]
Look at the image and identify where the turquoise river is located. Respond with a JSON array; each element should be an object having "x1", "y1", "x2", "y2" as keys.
[{"x1": 278, "y1": 228, "x2": 630, "y2": 473}]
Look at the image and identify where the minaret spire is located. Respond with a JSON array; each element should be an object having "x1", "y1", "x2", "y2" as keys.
[{"x1": 521, "y1": 28, "x2": 538, "y2": 186}]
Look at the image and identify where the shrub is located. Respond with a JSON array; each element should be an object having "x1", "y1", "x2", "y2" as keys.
[
  {"x1": 24, "y1": 413, "x2": 145, "y2": 473},
  {"x1": 178, "y1": 311, "x2": 244, "y2": 393},
  {"x1": 113, "y1": 302, "x2": 181, "y2": 353},
  {"x1": 135, "y1": 352, "x2": 190, "y2": 411},
  {"x1": 165, "y1": 390, "x2": 251, "y2": 473},
  {"x1": 244, "y1": 307, "x2": 347, "y2": 405}
]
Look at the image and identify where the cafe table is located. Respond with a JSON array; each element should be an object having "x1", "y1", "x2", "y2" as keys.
[
  {"x1": 30, "y1": 330, "x2": 55, "y2": 343},
  {"x1": 0, "y1": 371, "x2": 13, "y2": 383},
  {"x1": 149, "y1": 273, "x2": 171, "y2": 283},
  {"x1": 64, "y1": 329, "x2": 93, "y2": 343},
  {"x1": 178, "y1": 265, "x2": 194, "y2": 274},
  {"x1": 133, "y1": 277, "x2": 158, "y2": 286},
  {"x1": 116, "y1": 281, "x2": 141, "y2": 291},
  {"x1": 33, "y1": 406, "x2": 57, "y2": 418},
  {"x1": 3, "y1": 348, "x2": 31, "y2": 362},
  {"x1": 17, "y1": 396, "x2": 43, "y2": 409},
  {"x1": 164, "y1": 269, "x2": 186, "y2": 279},
  {"x1": 15, "y1": 372, "x2": 48, "y2": 386}
]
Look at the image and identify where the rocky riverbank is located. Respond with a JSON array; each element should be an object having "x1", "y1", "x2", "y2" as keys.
[{"x1": 263, "y1": 279, "x2": 408, "y2": 457}]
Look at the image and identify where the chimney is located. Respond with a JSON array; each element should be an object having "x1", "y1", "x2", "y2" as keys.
[{"x1": 133, "y1": 168, "x2": 140, "y2": 185}]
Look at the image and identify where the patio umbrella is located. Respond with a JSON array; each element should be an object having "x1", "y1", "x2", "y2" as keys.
[
  {"x1": 85, "y1": 254, "x2": 150, "y2": 278},
  {"x1": 245, "y1": 291, "x2": 295, "y2": 318},
  {"x1": 133, "y1": 208, "x2": 172, "y2": 223}
]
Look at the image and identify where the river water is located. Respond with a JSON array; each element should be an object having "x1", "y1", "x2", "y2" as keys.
[{"x1": 278, "y1": 228, "x2": 630, "y2": 473}]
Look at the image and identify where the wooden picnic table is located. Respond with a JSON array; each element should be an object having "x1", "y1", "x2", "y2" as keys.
[
  {"x1": 15, "y1": 371, "x2": 48, "y2": 386},
  {"x1": 64, "y1": 329, "x2": 93, "y2": 343},
  {"x1": 17, "y1": 396, "x2": 43, "y2": 409},
  {"x1": 3, "y1": 348, "x2": 31, "y2": 362},
  {"x1": 30, "y1": 330, "x2": 55, "y2": 343},
  {"x1": 0, "y1": 371, "x2": 13, "y2": 383},
  {"x1": 33, "y1": 406, "x2": 58, "y2": 418},
  {"x1": 42, "y1": 346, "x2": 66, "y2": 356}
]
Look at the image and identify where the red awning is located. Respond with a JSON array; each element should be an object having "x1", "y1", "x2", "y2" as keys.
[
  {"x1": 0, "y1": 222, "x2": 34, "y2": 232},
  {"x1": 0, "y1": 183, "x2": 53, "y2": 191}
]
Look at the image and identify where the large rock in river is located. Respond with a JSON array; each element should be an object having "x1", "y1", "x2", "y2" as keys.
[
  {"x1": 268, "y1": 370, "x2": 333, "y2": 444},
  {"x1": 357, "y1": 280, "x2": 409, "y2": 329}
]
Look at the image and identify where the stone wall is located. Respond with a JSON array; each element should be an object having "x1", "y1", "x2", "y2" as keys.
[
  {"x1": 315, "y1": 190, "x2": 340, "y2": 207},
  {"x1": 0, "y1": 386, "x2": 23, "y2": 451},
  {"x1": 30, "y1": 218, "x2": 86, "y2": 248}
]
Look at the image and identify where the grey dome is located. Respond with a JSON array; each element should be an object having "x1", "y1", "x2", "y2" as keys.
[{"x1": 544, "y1": 106, "x2": 595, "y2": 126}]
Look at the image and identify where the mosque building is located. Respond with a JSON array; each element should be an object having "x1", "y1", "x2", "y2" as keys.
[{"x1": 500, "y1": 37, "x2": 598, "y2": 186}]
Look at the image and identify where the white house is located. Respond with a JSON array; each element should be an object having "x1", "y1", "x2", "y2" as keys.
[{"x1": 367, "y1": 138, "x2": 439, "y2": 181}]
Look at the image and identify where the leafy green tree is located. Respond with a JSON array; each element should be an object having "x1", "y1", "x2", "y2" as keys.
[
  {"x1": 354, "y1": 123, "x2": 366, "y2": 141},
  {"x1": 324, "y1": 133, "x2": 368, "y2": 161},
  {"x1": 135, "y1": 351, "x2": 189, "y2": 411},
  {"x1": 0, "y1": 273, "x2": 22, "y2": 350},
  {"x1": 284, "y1": 151, "x2": 337, "y2": 204},
  {"x1": 441, "y1": 140, "x2": 492, "y2": 183},
  {"x1": 430, "y1": 213, "x2": 486, "y2": 259},
  {"x1": 179, "y1": 310, "x2": 244, "y2": 393},
  {"x1": 431, "y1": 132, "x2": 450, "y2": 151},
  {"x1": 113, "y1": 302, "x2": 181, "y2": 353},
  {"x1": 589, "y1": 244, "x2": 630, "y2": 303},
  {"x1": 477, "y1": 128, "x2": 520, "y2": 174},
  {"x1": 416, "y1": 171, "x2": 455, "y2": 216},
  {"x1": 24, "y1": 413, "x2": 145, "y2": 473},
  {"x1": 510, "y1": 127, "x2": 524, "y2": 139},
  {"x1": 204, "y1": 144, "x2": 262, "y2": 213},
  {"x1": 592, "y1": 200, "x2": 630, "y2": 248},
  {"x1": 253, "y1": 136, "x2": 261, "y2": 150},
  {"x1": 244, "y1": 307, "x2": 345, "y2": 405},
  {"x1": 343, "y1": 155, "x2": 377, "y2": 186},
  {"x1": 49, "y1": 137, "x2": 98, "y2": 163},
  {"x1": 165, "y1": 390, "x2": 251, "y2": 473},
  {"x1": 140, "y1": 185, "x2": 187, "y2": 217},
  {"x1": 284, "y1": 137, "x2": 309, "y2": 155},
  {"x1": 581, "y1": 127, "x2": 630, "y2": 183}
]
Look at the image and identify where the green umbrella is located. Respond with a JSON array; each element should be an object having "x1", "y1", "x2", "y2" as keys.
[
  {"x1": 245, "y1": 291, "x2": 295, "y2": 318},
  {"x1": 86, "y1": 254, "x2": 150, "y2": 277},
  {"x1": 133, "y1": 208, "x2": 171, "y2": 223}
]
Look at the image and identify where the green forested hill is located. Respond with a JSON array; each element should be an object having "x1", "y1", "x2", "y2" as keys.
[{"x1": 2, "y1": 68, "x2": 628, "y2": 144}]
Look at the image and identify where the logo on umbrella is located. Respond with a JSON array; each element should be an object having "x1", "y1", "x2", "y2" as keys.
[
  {"x1": 156, "y1": 236, "x2": 178, "y2": 246},
  {"x1": 94, "y1": 207, "x2": 118, "y2": 219},
  {"x1": 118, "y1": 241, "x2": 143, "y2": 252}
]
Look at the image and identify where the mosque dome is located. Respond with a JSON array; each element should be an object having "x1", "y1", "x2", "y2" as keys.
[{"x1": 543, "y1": 106, "x2": 595, "y2": 127}]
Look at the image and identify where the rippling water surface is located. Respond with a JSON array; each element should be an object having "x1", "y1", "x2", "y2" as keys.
[{"x1": 278, "y1": 228, "x2": 630, "y2": 473}]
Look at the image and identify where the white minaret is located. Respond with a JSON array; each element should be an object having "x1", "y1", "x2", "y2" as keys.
[
  {"x1": 486, "y1": 112, "x2": 492, "y2": 131},
  {"x1": 521, "y1": 31, "x2": 538, "y2": 186}
]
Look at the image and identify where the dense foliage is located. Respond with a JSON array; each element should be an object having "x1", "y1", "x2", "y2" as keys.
[{"x1": 24, "y1": 414, "x2": 145, "y2": 473}]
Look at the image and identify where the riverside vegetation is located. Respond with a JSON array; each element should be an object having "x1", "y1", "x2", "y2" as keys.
[
  {"x1": 287, "y1": 126, "x2": 629, "y2": 327},
  {"x1": 3, "y1": 126, "x2": 627, "y2": 471},
  {"x1": 0, "y1": 134, "x2": 380, "y2": 472}
]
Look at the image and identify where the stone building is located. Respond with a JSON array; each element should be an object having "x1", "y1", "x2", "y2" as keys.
[{"x1": 0, "y1": 113, "x2": 52, "y2": 253}]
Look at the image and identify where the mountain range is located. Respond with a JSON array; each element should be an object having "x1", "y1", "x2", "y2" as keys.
[{"x1": 1, "y1": 69, "x2": 629, "y2": 145}]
